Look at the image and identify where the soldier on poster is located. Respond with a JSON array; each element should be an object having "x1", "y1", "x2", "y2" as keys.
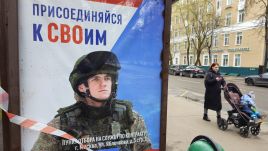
[{"x1": 31, "y1": 51, "x2": 152, "y2": 151}]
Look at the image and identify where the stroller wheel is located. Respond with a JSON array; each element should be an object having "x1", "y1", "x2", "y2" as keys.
[
  {"x1": 240, "y1": 127, "x2": 249, "y2": 137},
  {"x1": 218, "y1": 118, "x2": 228, "y2": 131},
  {"x1": 250, "y1": 125, "x2": 260, "y2": 136}
]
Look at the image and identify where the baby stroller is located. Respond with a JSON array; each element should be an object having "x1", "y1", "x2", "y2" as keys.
[{"x1": 219, "y1": 83, "x2": 262, "y2": 137}]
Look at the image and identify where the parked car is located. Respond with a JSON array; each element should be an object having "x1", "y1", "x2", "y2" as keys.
[
  {"x1": 245, "y1": 72, "x2": 268, "y2": 86},
  {"x1": 169, "y1": 65, "x2": 184, "y2": 76},
  {"x1": 180, "y1": 65, "x2": 206, "y2": 78}
]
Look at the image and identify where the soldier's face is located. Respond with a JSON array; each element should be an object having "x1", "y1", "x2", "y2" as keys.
[{"x1": 87, "y1": 74, "x2": 112, "y2": 100}]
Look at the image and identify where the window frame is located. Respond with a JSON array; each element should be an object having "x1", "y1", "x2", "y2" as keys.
[
  {"x1": 235, "y1": 32, "x2": 243, "y2": 45},
  {"x1": 233, "y1": 53, "x2": 241, "y2": 67},
  {"x1": 226, "y1": 0, "x2": 232, "y2": 6},
  {"x1": 223, "y1": 33, "x2": 230, "y2": 46},
  {"x1": 183, "y1": 56, "x2": 187, "y2": 65},
  {"x1": 212, "y1": 34, "x2": 218, "y2": 47},
  {"x1": 225, "y1": 13, "x2": 232, "y2": 26},
  {"x1": 237, "y1": 10, "x2": 245, "y2": 23},
  {"x1": 212, "y1": 54, "x2": 218, "y2": 63},
  {"x1": 203, "y1": 55, "x2": 209, "y2": 66},
  {"x1": 221, "y1": 54, "x2": 229, "y2": 67},
  {"x1": 189, "y1": 55, "x2": 194, "y2": 65}
]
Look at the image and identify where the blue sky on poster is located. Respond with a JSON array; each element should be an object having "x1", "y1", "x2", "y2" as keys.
[{"x1": 112, "y1": 0, "x2": 164, "y2": 148}]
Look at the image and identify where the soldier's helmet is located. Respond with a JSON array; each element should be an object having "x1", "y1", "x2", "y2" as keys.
[{"x1": 69, "y1": 51, "x2": 121, "y2": 99}]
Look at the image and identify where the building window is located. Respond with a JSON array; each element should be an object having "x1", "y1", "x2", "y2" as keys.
[
  {"x1": 189, "y1": 55, "x2": 194, "y2": 65},
  {"x1": 174, "y1": 44, "x2": 177, "y2": 52},
  {"x1": 203, "y1": 55, "x2": 209, "y2": 66},
  {"x1": 175, "y1": 16, "x2": 179, "y2": 24},
  {"x1": 183, "y1": 56, "x2": 187, "y2": 65},
  {"x1": 207, "y1": 3, "x2": 212, "y2": 12},
  {"x1": 222, "y1": 54, "x2": 229, "y2": 66},
  {"x1": 174, "y1": 29, "x2": 178, "y2": 38},
  {"x1": 234, "y1": 54, "x2": 241, "y2": 67},
  {"x1": 212, "y1": 34, "x2": 218, "y2": 47},
  {"x1": 238, "y1": 10, "x2": 245, "y2": 23},
  {"x1": 190, "y1": 41, "x2": 193, "y2": 49},
  {"x1": 226, "y1": 0, "x2": 232, "y2": 6},
  {"x1": 213, "y1": 55, "x2": 218, "y2": 63},
  {"x1": 216, "y1": 0, "x2": 221, "y2": 10},
  {"x1": 224, "y1": 33, "x2": 230, "y2": 46},
  {"x1": 184, "y1": 41, "x2": 187, "y2": 49},
  {"x1": 191, "y1": 25, "x2": 195, "y2": 34},
  {"x1": 236, "y1": 32, "x2": 242, "y2": 45},
  {"x1": 225, "y1": 13, "x2": 232, "y2": 26},
  {"x1": 175, "y1": 58, "x2": 178, "y2": 64},
  {"x1": 174, "y1": 43, "x2": 180, "y2": 52}
]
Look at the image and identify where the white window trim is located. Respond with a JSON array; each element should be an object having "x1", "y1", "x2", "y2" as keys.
[
  {"x1": 221, "y1": 54, "x2": 229, "y2": 67},
  {"x1": 203, "y1": 55, "x2": 209, "y2": 66},
  {"x1": 233, "y1": 53, "x2": 241, "y2": 67}
]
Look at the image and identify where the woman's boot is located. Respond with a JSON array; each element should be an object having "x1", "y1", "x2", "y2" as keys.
[
  {"x1": 203, "y1": 114, "x2": 211, "y2": 121},
  {"x1": 217, "y1": 115, "x2": 222, "y2": 126}
]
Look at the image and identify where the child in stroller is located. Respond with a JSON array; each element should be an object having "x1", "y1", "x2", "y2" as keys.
[
  {"x1": 240, "y1": 91, "x2": 264, "y2": 123},
  {"x1": 221, "y1": 83, "x2": 265, "y2": 137}
]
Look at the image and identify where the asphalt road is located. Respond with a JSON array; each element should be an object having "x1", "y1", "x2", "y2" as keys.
[{"x1": 168, "y1": 75, "x2": 268, "y2": 114}]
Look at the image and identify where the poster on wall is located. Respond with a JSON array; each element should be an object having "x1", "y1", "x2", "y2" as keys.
[{"x1": 18, "y1": 0, "x2": 164, "y2": 150}]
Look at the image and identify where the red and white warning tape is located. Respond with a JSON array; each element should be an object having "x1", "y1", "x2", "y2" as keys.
[{"x1": 0, "y1": 86, "x2": 91, "y2": 150}]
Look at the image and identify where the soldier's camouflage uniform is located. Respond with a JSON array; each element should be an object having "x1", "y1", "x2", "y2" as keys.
[{"x1": 31, "y1": 98, "x2": 151, "y2": 151}]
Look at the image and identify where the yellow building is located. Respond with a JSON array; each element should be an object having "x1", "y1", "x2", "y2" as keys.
[{"x1": 170, "y1": 0, "x2": 267, "y2": 75}]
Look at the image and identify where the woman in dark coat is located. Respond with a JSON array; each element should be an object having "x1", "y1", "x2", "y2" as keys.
[{"x1": 203, "y1": 63, "x2": 226, "y2": 124}]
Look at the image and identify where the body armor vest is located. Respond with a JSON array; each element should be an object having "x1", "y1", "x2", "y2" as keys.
[{"x1": 55, "y1": 100, "x2": 134, "y2": 151}]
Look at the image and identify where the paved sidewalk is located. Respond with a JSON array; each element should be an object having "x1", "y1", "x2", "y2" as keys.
[
  {"x1": 166, "y1": 95, "x2": 268, "y2": 151},
  {"x1": 178, "y1": 89, "x2": 268, "y2": 117}
]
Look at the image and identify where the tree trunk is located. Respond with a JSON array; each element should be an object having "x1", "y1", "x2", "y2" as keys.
[
  {"x1": 187, "y1": 41, "x2": 190, "y2": 65},
  {"x1": 208, "y1": 32, "x2": 213, "y2": 64},
  {"x1": 195, "y1": 49, "x2": 202, "y2": 66}
]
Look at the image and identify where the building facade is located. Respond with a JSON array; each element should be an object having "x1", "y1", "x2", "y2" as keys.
[{"x1": 170, "y1": 0, "x2": 267, "y2": 75}]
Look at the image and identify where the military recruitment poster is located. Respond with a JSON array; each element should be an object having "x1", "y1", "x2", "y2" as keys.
[{"x1": 18, "y1": 0, "x2": 164, "y2": 150}]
